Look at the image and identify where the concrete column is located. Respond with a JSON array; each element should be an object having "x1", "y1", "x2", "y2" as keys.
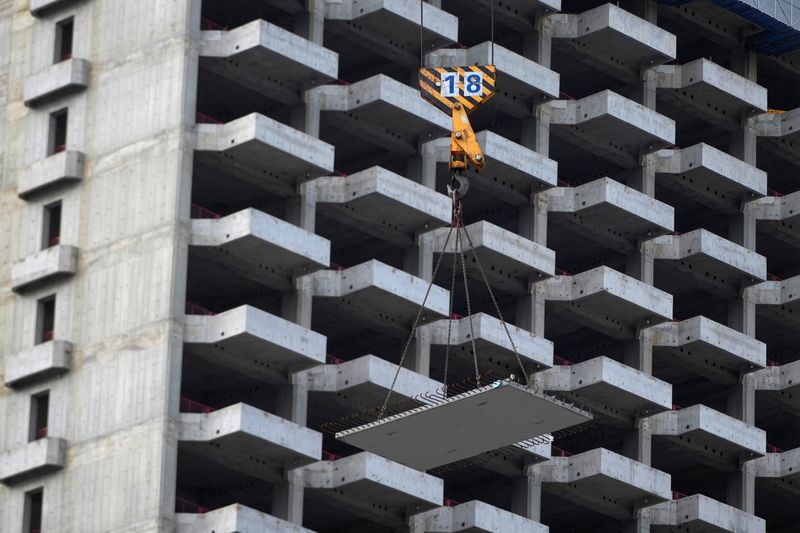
[
  {"x1": 511, "y1": 464, "x2": 543, "y2": 521},
  {"x1": 626, "y1": 239, "x2": 655, "y2": 285},
  {"x1": 624, "y1": 327, "x2": 653, "y2": 375},
  {"x1": 728, "y1": 289, "x2": 756, "y2": 337},
  {"x1": 287, "y1": 183, "x2": 317, "y2": 233},
  {"x1": 623, "y1": 416, "x2": 653, "y2": 465},
  {"x1": 727, "y1": 460, "x2": 756, "y2": 514},
  {"x1": 273, "y1": 467, "x2": 305, "y2": 524},
  {"x1": 294, "y1": 0, "x2": 325, "y2": 45},
  {"x1": 627, "y1": 154, "x2": 656, "y2": 198},
  {"x1": 623, "y1": 507, "x2": 652, "y2": 533},
  {"x1": 729, "y1": 201, "x2": 757, "y2": 250},
  {"x1": 525, "y1": 14, "x2": 553, "y2": 68},
  {"x1": 282, "y1": 274, "x2": 314, "y2": 328},
  {"x1": 276, "y1": 379, "x2": 309, "y2": 426},
  {"x1": 727, "y1": 372, "x2": 756, "y2": 424},
  {"x1": 518, "y1": 191, "x2": 548, "y2": 245},
  {"x1": 521, "y1": 102, "x2": 551, "y2": 157},
  {"x1": 633, "y1": 68, "x2": 657, "y2": 109},
  {"x1": 406, "y1": 327, "x2": 431, "y2": 377},
  {"x1": 516, "y1": 281, "x2": 546, "y2": 337}
]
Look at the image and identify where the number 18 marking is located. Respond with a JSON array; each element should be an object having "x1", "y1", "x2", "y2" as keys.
[{"x1": 439, "y1": 72, "x2": 485, "y2": 97}]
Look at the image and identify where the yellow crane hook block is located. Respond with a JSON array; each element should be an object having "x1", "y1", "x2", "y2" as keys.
[{"x1": 419, "y1": 66, "x2": 496, "y2": 174}]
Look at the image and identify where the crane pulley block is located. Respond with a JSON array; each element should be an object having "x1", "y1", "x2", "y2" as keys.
[{"x1": 419, "y1": 66, "x2": 496, "y2": 177}]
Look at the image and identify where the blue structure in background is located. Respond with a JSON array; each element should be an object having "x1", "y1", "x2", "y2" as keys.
[{"x1": 660, "y1": 0, "x2": 800, "y2": 54}]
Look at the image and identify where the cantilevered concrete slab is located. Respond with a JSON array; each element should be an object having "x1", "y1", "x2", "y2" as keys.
[
  {"x1": 184, "y1": 305, "x2": 326, "y2": 383},
  {"x1": 0, "y1": 438, "x2": 66, "y2": 485},
  {"x1": 325, "y1": 0, "x2": 458, "y2": 67},
  {"x1": 544, "y1": 266, "x2": 673, "y2": 340},
  {"x1": 539, "y1": 356, "x2": 672, "y2": 422},
  {"x1": 648, "y1": 494, "x2": 766, "y2": 533},
  {"x1": 551, "y1": 3, "x2": 676, "y2": 82},
  {"x1": 541, "y1": 447, "x2": 671, "y2": 520},
  {"x1": 301, "y1": 452, "x2": 443, "y2": 526},
  {"x1": 428, "y1": 221, "x2": 555, "y2": 293},
  {"x1": 655, "y1": 59, "x2": 768, "y2": 131},
  {"x1": 201, "y1": 20, "x2": 338, "y2": 104},
  {"x1": 550, "y1": 90, "x2": 676, "y2": 167},
  {"x1": 752, "y1": 191, "x2": 800, "y2": 247},
  {"x1": 469, "y1": 440, "x2": 553, "y2": 478},
  {"x1": 338, "y1": 381, "x2": 591, "y2": 471},
  {"x1": 420, "y1": 312, "x2": 554, "y2": 374},
  {"x1": 17, "y1": 150, "x2": 84, "y2": 198},
  {"x1": 445, "y1": 0, "x2": 560, "y2": 32},
  {"x1": 3, "y1": 340, "x2": 72, "y2": 389},
  {"x1": 308, "y1": 260, "x2": 449, "y2": 334},
  {"x1": 754, "y1": 360, "x2": 800, "y2": 417},
  {"x1": 298, "y1": 355, "x2": 439, "y2": 418},
  {"x1": 466, "y1": 131, "x2": 558, "y2": 205},
  {"x1": 195, "y1": 113, "x2": 334, "y2": 195},
  {"x1": 24, "y1": 57, "x2": 90, "y2": 107},
  {"x1": 313, "y1": 74, "x2": 450, "y2": 157},
  {"x1": 410, "y1": 500, "x2": 549, "y2": 533},
  {"x1": 654, "y1": 143, "x2": 767, "y2": 214},
  {"x1": 545, "y1": 177, "x2": 674, "y2": 254},
  {"x1": 177, "y1": 503, "x2": 314, "y2": 533},
  {"x1": 747, "y1": 276, "x2": 800, "y2": 330},
  {"x1": 309, "y1": 166, "x2": 451, "y2": 247},
  {"x1": 756, "y1": 108, "x2": 800, "y2": 162},
  {"x1": 753, "y1": 447, "x2": 800, "y2": 498},
  {"x1": 651, "y1": 316, "x2": 766, "y2": 385},
  {"x1": 11, "y1": 245, "x2": 78, "y2": 293},
  {"x1": 649, "y1": 405, "x2": 766, "y2": 471},
  {"x1": 427, "y1": 41, "x2": 560, "y2": 117},
  {"x1": 651, "y1": 229, "x2": 766, "y2": 298},
  {"x1": 190, "y1": 208, "x2": 330, "y2": 291},
  {"x1": 179, "y1": 403, "x2": 321, "y2": 482}
]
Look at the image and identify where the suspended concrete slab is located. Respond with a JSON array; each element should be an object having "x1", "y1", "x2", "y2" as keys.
[
  {"x1": 337, "y1": 380, "x2": 591, "y2": 471},
  {"x1": 200, "y1": 20, "x2": 338, "y2": 105},
  {"x1": 654, "y1": 142, "x2": 767, "y2": 214}
]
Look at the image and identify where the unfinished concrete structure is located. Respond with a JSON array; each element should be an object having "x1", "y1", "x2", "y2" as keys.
[{"x1": 1, "y1": 0, "x2": 800, "y2": 531}]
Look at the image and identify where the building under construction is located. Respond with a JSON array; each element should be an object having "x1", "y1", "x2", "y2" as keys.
[{"x1": 2, "y1": 0, "x2": 800, "y2": 531}]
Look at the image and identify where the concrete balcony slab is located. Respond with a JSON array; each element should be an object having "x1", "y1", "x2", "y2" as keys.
[
  {"x1": 30, "y1": 0, "x2": 80, "y2": 16},
  {"x1": 545, "y1": 177, "x2": 674, "y2": 254},
  {"x1": 4, "y1": 340, "x2": 72, "y2": 389},
  {"x1": 313, "y1": 75, "x2": 449, "y2": 157},
  {"x1": 308, "y1": 260, "x2": 449, "y2": 334},
  {"x1": 420, "y1": 312, "x2": 554, "y2": 375},
  {"x1": 652, "y1": 229, "x2": 766, "y2": 298},
  {"x1": 411, "y1": 500, "x2": 549, "y2": 532},
  {"x1": 428, "y1": 221, "x2": 555, "y2": 294},
  {"x1": 177, "y1": 503, "x2": 314, "y2": 533},
  {"x1": 655, "y1": 59, "x2": 767, "y2": 131},
  {"x1": 649, "y1": 405, "x2": 766, "y2": 471},
  {"x1": 551, "y1": 3, "x2": 676, "y2": 82},
  {"x1": 654, "y1": 143, "x2": 767, "y2": 214},
  {"x1": 195, "y1": 113, "x2": 334, "y2": 196},
  {"x1": 540, "y1": 447, "x2": 671, "y2": 520},
  {"x1": 651, "y1": 316, "x2": 766, "y2": 385},
  {"x1": 753, "y1": 447, "x2": 800, "y2": 498},
  {"x1": 11, "y1": 244, "x2": 78, "y2": 293},
  {"x1": 184, "y1": 305, "x2": 326, "y2": 383},
  {"x1": 301, "y1": 451, "x2": 443, "y2": 526},
  {"x1": 444, "y1": 0, "x2": 560, "y2": 32},
  {"x1": 179, "y1": 403, "x2": 321, "y2": 482},
  {"x1": 756, "y1": 108, "x2": 800, "y2": 163},
  {"x1": 325, "y1": 0, "x2": 458, "y2": 67},
  {"x1": 0, "y1": 437, "x2": 66, "y2": 485},
  {"x1": 754, "y1": 360, "x2": 800, "y2": 417},
  {"x1": 299, "y1": 355, "x2": 439, "y2": 419},
  {"x1": 427, "y1": 41, "x2": 560, "y2": 117},
  {"x1": 746, "y1": 276, "x2": 800, "y2": 330},
  {"x1": 544, "y1": 266, "x2": 673, "y2": 340},
  {"x1": 465, "y1": 131, "x2": 558, "y2": 205},
  {"x1": 752, "y1": 191, "x2": 800, "y2": 247},
  {"x1": 17, "y1": 150, "x2": 84, "y2": 198},
  {"x1": 309, "y1": 166, "x2": 451, "y2": 247},
  {"x1": 200, "y1": 20, "x2": 337, "y2": 105},
  {"x1": 190, "y1": 208, "x2": 330, "y2": 291},
  {"x1": 550, "y1": 90, "x2": 676, "y2": 168},
  {"x1": 470, "y1": 440, "x2": 553, "y2": 477},
  {"x1": 24, "y1": 57, "x2": 90, "y2": 107},
  {"x1": 649, "y1": 494, "x2": 766, "y2": 533},
  {"x1": 539, "y1": 356, "x2": 672, "y2": 422}
]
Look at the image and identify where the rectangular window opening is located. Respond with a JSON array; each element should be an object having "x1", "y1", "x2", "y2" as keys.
[
  {"x1": 23, "y1": 488, "x2": 43, "y2": 533},
  {"x1": 29, "y1": 392, "x2": 50, "y2": 442},
  {"x1": 42, "y1": 201, "x2": 62, "y2": 249},
  {"x1": 55, "y1": 18, "x2": 74, "y2": 63},
  {"x1": 36, "y1": 296, "x2": 56, "y2": 345},
  {"x1": 49, "y1": 109, "x2": 68, "y2": 155}
]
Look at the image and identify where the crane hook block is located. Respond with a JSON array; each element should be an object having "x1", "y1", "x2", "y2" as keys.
[{"x1": 419, "y1": 66, "x2": 496, "y2": 176}]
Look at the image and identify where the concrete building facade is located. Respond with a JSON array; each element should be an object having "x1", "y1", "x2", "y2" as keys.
[{"x1": 0, "y1": 0, "x2": 799, "y2": 531}]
